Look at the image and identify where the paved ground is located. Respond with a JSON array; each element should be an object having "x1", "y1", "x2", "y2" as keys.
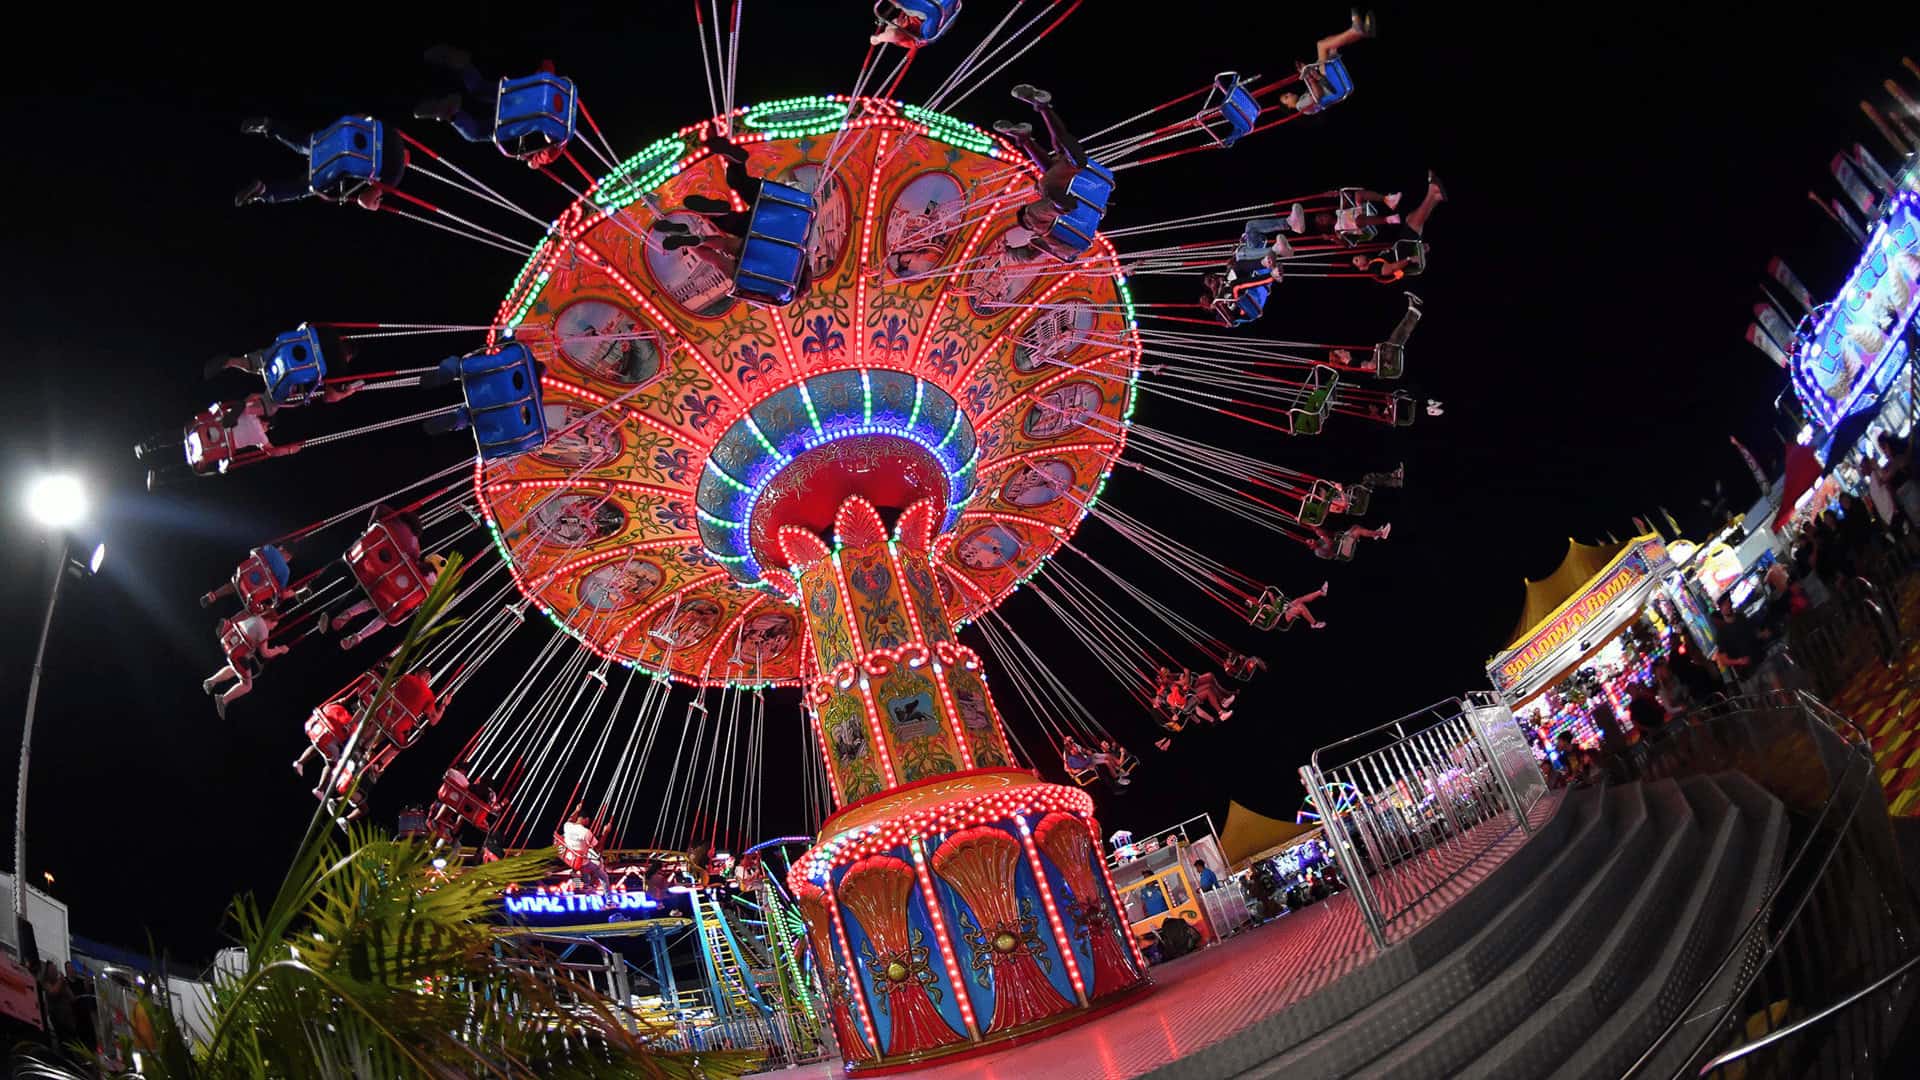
[
  {"x1": 1827, "y1": 583, "x2": 1920, "y2": 815},
  {"x1": 772, "y1": 794, "x2": 1562, "y2": 1079}
]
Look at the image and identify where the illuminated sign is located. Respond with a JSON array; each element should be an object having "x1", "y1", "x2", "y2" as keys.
[
  {"x1": 1792, "y1": 191, "x2": 1920, "y2": 428},
  {"x1": 501, "y1": 889, "x2": 662, "y2": 917},
  {"x1": 1494, "y1": 552, "x2": 1649, "y2": 691}
]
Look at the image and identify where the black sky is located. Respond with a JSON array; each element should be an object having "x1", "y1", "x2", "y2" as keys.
[{"x1": 4, "y1": 4, "x2": 1918, "y2": 963}]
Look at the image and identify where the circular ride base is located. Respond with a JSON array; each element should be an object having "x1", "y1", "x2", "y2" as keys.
[{"x1": 792, "y1": 769, "x2": 1149, "y2": 1072}]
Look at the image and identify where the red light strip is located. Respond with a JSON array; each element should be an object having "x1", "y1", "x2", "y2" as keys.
[
  {"x1": 575, "y1": 240, "x2": 743, "y2": 420},
  {"x1": 910, "y1": 174, "x2": 1031, "y2": 379},
  {"x1": 539, "y1": 374, "x2": 687, "y2": 445},
  {"x1": 826, "y1": 885, "x2": 886, "y2": 1057},
  {"x1": 1015, "y1": 815, "x2": 1089, "y2": 1005},
  {"x1": 608, "y1": 569, "x2": 728, "y2": 659},
  {"x1": 910, "y1": 837, "x2": 982, "y2": 1038},
  {"x1": 483, "y1": 475, "x2": 691, "y2": 501},
  {"x1": 853, "y1": 132, "x2": 891, "y2": 373},
  {"x1": 887, "y1": 541, "x2": 975, "y2": 771},
  {"x1": 972, "y1": 440, "x2": 1113, "y2": 477}
]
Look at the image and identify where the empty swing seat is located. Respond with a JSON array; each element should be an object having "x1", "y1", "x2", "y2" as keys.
[
  {"x1": 880, "y1": 0, "x2": 963, "y2": 43},
  {"x1": 732, "y1": 180, "x2": 818, "y2": 307},
  {"x1": 1343, "y1": 482, "x2": 1373, "y2": 516},
  {"x1": 446, "y1": 341, "x2": 548, "y2": 460},
  {"x1": 1390, "y1": 391, "x2": 1416, "y2": 427},
  {"x1": 263, "y1": 325, "x2": 329, "y2": 405},
  {"x1": 1392, "y1": 237, "x2": 1429, "y2": 276},
  {"x1": 1298, "y1": 56, "x2": 1355, "y2": 111},
  {"x1": 493, "y1": 73, "x2": 578, "y2": 158},
  {"x1": 1299, "y1": 481, "x2": 1334, "y2": 527},
  {"x1": 308, "y1": 116, "x2": 387, "y2": 201},
  {"x1": 1199, "y1": 73, "x2": 1262, "y2": 147},
  {"x1": 1372, "y1": 341, "x2": 1405, "y2": 379}
]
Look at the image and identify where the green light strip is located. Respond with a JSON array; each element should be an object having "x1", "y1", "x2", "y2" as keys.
[
  {"x1": 704, "y1": 458, "x2": 752, "y2": 494},
  {"x1": 903, "y1": 104, "x2": 994, "y2": 154},
  {"x1": 698, "y1": 507, "x2": 744, "y2": 529},
  {"x1": 908, "y1": 378, "x2": 924, "y2": 428},
  {"x1": 798, "y1": 381, "x2": 826, "y2": 438},
  {"x1": 861, "y1": 369, "x2": 873, "y2": 426},
  {"x1": 934, "y1": 408, "x2": 962, "y2": 451},
  {"x1": 744, "y1": 414, "x2": 786, "y2": 461},
  {"x1": 742, "y1": 96, "x2": 851, "y2": 139}
]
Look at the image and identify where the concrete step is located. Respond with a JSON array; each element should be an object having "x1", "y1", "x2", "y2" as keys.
[
  {"x1": 1589, "y1": 772, "x2": 1790, "y2": 1080},
  {"x1": 1241, "y1": 785, "x2": 1628, "y2": 1077},
  {"x1": 1463, "y1": 777, "x2": 1712, "y2": 1078},
  {"x1": 1164, "y1": 789, "x2": 1590, "y2": 1079},
  {"x1": 1349, "y1": 783, "x2": 1662, "y2": 1079}
]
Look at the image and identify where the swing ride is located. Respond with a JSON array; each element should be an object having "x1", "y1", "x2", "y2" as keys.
[{"x1": 148, "y1": 3, "x2": 1437, "y2": 1069}]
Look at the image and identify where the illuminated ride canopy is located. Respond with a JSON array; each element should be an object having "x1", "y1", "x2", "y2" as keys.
[{"x1": 478, "y1": 96, "x2": 1149, "y2": 1068}]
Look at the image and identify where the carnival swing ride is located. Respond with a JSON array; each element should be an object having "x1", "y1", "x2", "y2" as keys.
[{"x1": 141, "y1": 2, "x2": 1441, "y2": 1068}]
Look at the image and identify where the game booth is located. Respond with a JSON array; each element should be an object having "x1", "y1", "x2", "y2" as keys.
[
  {"x1": 1108, "y1": 816, "x2": 1240, "y2": 957},
  {"x1": 1488, "y1": 534, "x2": 1715, "y2": 754}
]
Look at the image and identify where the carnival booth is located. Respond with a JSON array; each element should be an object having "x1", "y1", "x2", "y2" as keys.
[
  {"x1": 1109, "y1": 815, "x2": 1234, "y2": 950},
  {"x1": 1489, "y1": 535, "x2": 1712, "y2": 753}
]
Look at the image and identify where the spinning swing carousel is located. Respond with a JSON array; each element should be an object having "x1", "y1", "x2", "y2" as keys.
[{"x1": 147, "y1": 2, "x2": 1438, "y2": 1070}]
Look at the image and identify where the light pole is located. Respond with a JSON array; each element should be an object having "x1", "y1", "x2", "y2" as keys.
[{"x1": 14, "y1": 473, "x2": 102, "y2": 963}]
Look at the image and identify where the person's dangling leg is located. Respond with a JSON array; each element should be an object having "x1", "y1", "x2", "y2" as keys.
[
  {"x1": 1238, "y1": 217, "x2": 1292, "y2": 261},
  {"x1": 723, "y1": 156, "x2": 764, "y2": 206},
  {"x1": 1386, "y1": 294, "x2": 1423, "y2": 346},
  {"x1": 324, "y1": 598, "x2": 374, "y2": 634},
  {"x1": 450, "y1": 108, "x2": 491, "y2": 143},
  {"x1": 203, "y1": 665, "x2": 239, "y2": 695},
  {"x1": 1031, "y1": 100, "x2": 1086, "y2": 165},
  {"x1": 1405, "y1": 176, "x2": 1446, "y2": 235},
  {"x1": 293, "y1": 745, "x2": 320, "y2": 775},
  {"x1": 339, "y1": 615, "x2": 390, "y2": 650},
  {"x1": 992, "y1": 120, "x2": 1051, "y2": 170},
  {"x1": 241, "y1": 117, "x2": 312, "y2": 157},
  {"x1": 215, "y1": 668, "x2": 254, "y2": 719}
]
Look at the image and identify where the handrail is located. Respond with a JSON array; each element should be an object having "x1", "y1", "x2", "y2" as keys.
[
  {"x1": 1306, "y1": 696, "x2": 1466, "y2": 767},
  {"x1": 1621, "y1": 689, "x2": 1911, "y2": 1077},
  {"x1": 1695, "y1": 952, "x2": 1920, "y2": 1076}
]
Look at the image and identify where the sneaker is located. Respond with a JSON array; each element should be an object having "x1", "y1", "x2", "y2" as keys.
[
  {"x1": 414, "y1": 94, "x2": 462, "y2": 122},
  {"x1": 662, "y1": 232, "x2": 704, "y2": 251},
  {"x1": 1379, "y1": 523, "x2": 1393, "y2": 539},
  {"x1": 423, "y1": 44, "x2": 475, "y2": 71},
  {"x1": 651, "y1": 218, "x2": 693, "y2": 235},
  {"x1": 1404, "y1": 291, "x2": 1423, "y2": 308},
  {"x1": 1269, "y1": 234, "x2": 1295, "y2": 258},
  {"x1": 1312, "y1": 621, "x2": 1327, "y2": 629},
  {"x1": 1383, "y1": 191, "x2": 1402, "y2": 210},
  {"x1": 1322, "y1": 581, "x2": 1331, "y2": 593},
  {"x1": 1287, "y1": 202, "x2": 1307, "y2": 233},
  {"x1": 1427, "y1": 170, "x2": 1447, "y2": 200},
  {"x1": 214, "y1": 695, "x2": 231, "y2": 720},
  {"x1": 233, "y1": 180, "x2": 266, "y2": 207},
  {"x1": 1155, "y1": 738, "x2": 1172, "y2": 751},
  {"x1": 683, "y1": 193, "x2": 733, "y2": 215},
  {"x1": 1355, "y1": 9, "x2": 1377, "y2": 35},
  {"x1": 993, "y1": 119, "x2": 1034, "y2": 136},
  {"x1": 704, "y1": 133, "x2": 750, "y2": 163},
  {"x1": 1384, "y1": 213, "x2": 1402, "y2": 224},
  {"x1": 240, "y1": 116, "x2": 271, "y2": 136},
  {"x1": 1011, "y1": 84, "x2": 1053, "y2": 107},
  {"x1": 1217, "y1": 709, "x2": 1234, "y2": 721}
]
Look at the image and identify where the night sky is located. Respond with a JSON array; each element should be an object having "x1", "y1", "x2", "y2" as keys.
[{"x1": 5, "y1": 5, "x2": 1918, "y2": 964}]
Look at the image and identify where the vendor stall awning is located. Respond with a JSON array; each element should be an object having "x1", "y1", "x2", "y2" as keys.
[
  {"x1": 1505, "y1": 537, "x2": 1629, "y2": 650},
  {"x1": 1488, "y1": 534, "x2": 1674, "y2": 705},
  {"x1": 1219, "y1": 801, "x2": 1317, "y2": 872}
]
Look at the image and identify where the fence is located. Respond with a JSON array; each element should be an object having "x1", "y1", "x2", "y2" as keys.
[
  {"x1": 1615, "y1": 691, "x2": 1920, "y2": 1078},
  {"x1": 1299, "y1": 693, "x2": 1546, "y2": 949}
]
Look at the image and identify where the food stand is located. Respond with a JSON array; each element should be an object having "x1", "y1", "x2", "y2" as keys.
[{"x1": 1488, "y1": 534, "x2": 1711, "y2": 751}]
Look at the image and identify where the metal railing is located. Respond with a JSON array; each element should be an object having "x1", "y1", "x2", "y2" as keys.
[
  {"x1": 1613, "y1": 691, "x2": 1920, "y2": 1079},
  {"x1": 1783, "y1": 577, "x2": 1902, "y2": 698},
  {"x1": 1299, "y1": 693, "x2": 1546, "y2": 949}
]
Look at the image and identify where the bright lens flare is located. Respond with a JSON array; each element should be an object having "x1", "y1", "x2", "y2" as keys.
[{"x1": 25, "y1": 473, "x2": 88, "y2": 529}]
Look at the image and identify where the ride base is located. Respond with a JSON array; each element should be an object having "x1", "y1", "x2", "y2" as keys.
[{"x1": 791, "y1": 769, "x2": 1149, "y2": 1073}]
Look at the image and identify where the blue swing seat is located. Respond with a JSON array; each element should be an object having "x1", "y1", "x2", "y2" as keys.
[
  {"x1": 440, "y1": 342, "x2": 548, "y2": 460},
  {"x1": 308, "y1": 116, "x2": 386, "y2": 201},
  {"x1": 1199, "y1": 73, "x2": 1262, "y2": 147},
  {"x1": 880, "y1": 0, "x2": 963, "y2": 43},
  {"x1": 1031, "y1": 161, "x2": 1115, "y2": 261},
  {"x1": 493, "y1": 73, "x2": 578, "y2": 158},
  {"x1": 1210, "y1": 278, "x2": 1270, "y2": 327},
  {"x1": 1299, "y1": 56, "x2": 1355, "y2": 112},
  {"x1": 263, "y1": 325, "x2": 329, "y2": 405},
  {"x1": 732, "y1": 180, "x2": 818, "y2": 307}
]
